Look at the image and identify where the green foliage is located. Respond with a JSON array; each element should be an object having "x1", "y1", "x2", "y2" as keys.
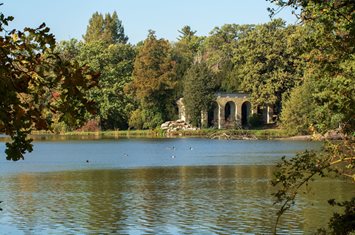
[
  {"x1": 0, "y1": 11, "x2": 98, "y2": 160},
  {"x1": 270, "y1": 1, "x2": 355, "y2": 233},
  {"x1": 272, "y1": 139, "x2": 354, "y2": 234},
  {"x1": 276, "y1": 1, "x2": 355, "y2": 135},
  {"x1": 327, "y1": 198, "x2": 355, "y2": 235},
  {"x1": 128, "y1": 107, "x2": 164, "y2": 130},
  {"x1": 56, "y1": 12, "x2": 134, "y2": 131},
  {"x1": 248, "y1": 113, "x2": 263, "y2": 128},
  {"x1": 310, "y1": 59, "x2": 355, "y2": 134},
  {"x1": 280, "y1": 79, "x2": 315, "y2": 135},
  {"x1": 55, "y1": 39, "x2": 82, "y2": 61},
  {"x1": 172, "y1": 26, "x2": 204, "y2": 98},
  {"x1": 83, "y1": 11, "x2": 128, "y2": 44},
  {"x1": 128, "y1": 109, "x2": 144, "y2": 130},
  {"x1": 83, "y1": 12, "x2": 104, "y2": 43},
  {"x1": 183, "y1": 62, "x2": 216, "y2": 127},
  {"x1": 51, "y1": 120, "x2": 70, "y2": 134},
  {"x1": 201, "y1": 24, "x2": 254, "y2": 92},
  {"x1": 77, "y1": 41, "x2": 136, "y2": 130},
  {"x1": 203, "y1": 24, "x2": 250, "y2": 68},
  {"x1": 110, "y1": 11, "x2": 129, "y2": 44},
  {"x1": 141, "y1": 108, "x2": 164, "y2": 130},
  {"x1": 232, "y1": 19, "x2": 302, "y2": 115},
  {"x1": 127, "y1": 31, "x2": 176, "y2": 128},
  {"x1": 268, "y1": 0, "x2": 354, "y2": 48},
  {"x1": 177, "y1": 25, "x2": 197, "y2": 40}
]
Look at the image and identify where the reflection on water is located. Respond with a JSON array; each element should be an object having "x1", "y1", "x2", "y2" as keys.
[
  {"x1": 0, "y1": 138, "x2": 349, "y2": 234},
  {"x1": 0, "y1": 166, "x2": 353, "y2": 234}
]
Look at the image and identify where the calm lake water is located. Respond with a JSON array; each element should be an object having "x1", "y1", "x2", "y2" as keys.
[{"x1": 0, "y1": 137, "x2": 353, "y2": 234}]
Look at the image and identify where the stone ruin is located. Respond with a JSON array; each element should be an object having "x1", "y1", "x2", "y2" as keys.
[{"x1": 160, "y1": 119, "x2": 197, "y2": 132}]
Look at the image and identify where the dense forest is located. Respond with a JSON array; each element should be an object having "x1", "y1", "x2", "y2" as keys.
[{"x1": 51, "y1": 5, "x2": 353, "y2": 137}]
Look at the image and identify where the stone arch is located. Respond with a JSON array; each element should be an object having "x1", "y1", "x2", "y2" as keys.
[
  {"x1": 224, "y1": 101, "x2": 236, "y2": 121},
  {"x1": 241, "y1": 101, "x2": 251, "y2": 126},
  {"x1": 207, "y1": 101, "x2": 218, "y2": 128}
]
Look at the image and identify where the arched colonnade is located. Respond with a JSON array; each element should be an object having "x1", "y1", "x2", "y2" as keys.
[{"x1": 178, "y1": 93, "x2": 274, "y2": 129}]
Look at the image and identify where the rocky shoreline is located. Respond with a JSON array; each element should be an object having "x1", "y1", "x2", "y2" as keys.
[{"x1": 160, "y1": 120, "x2": 198, "y2": 132}]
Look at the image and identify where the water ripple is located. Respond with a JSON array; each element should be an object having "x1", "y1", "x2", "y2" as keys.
[{"x1": 0, "y1": 165, "x2": 353, "y2": 234}]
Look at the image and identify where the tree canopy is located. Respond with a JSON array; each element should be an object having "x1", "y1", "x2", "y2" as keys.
[
  {"x1": 172, "y1": 25, "x2": 204, "y2": 98},
  {"x1": 182, "y1": 62, "x2": 216, "y2": 127},
  {"x1": 83, "y1": 11, "x2": 128, "y2": 44},
  {"x1": 77, "y1": 41, "x2": 136, "y2": 130},
  {"x1": 271, "y1": 0, "x2": 355, "y2": 134},
  {"x1": 231, "y1": 20, "x2": 302, "y2": 115},
  {"x1": 127, "y1": 31, "x2": 177, "y2": 129}
]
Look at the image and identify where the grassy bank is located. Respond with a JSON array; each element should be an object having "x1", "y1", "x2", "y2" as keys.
[
  {"x1": 65, "y1": 129, "x2": 165, "y2": 137},
  {"x1": 29, "y1": 128, "x2": 291, "y2": 140}
]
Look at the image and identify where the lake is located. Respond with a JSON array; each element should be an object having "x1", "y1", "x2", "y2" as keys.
[{"x1": 0, "y1": 137, "x2": 353, "y2": 234}]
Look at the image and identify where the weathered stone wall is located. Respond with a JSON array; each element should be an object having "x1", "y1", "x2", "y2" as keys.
[
  {"x1": 214, "y1": 92, "x2": 252, "y2": 128},
  {"x1": 176, "y1": 98, "x2": 187, "y2": 122},
  {"x1": 177, "y1": 92, "x2": 274, "y2": 129}
]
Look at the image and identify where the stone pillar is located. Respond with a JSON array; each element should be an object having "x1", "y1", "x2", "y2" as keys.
[
  {"x1": 234, "y1": 103, "x2": 239, "y2": 127},
  {"x1": 176, "y1": 98, "x2": 186, "y2": 122},
  {"x1": 236, "y1": 102, "x2": 242, "y2": 127},
  {"x1": 231, "y1": 102, "x2": 236, "y2": 122},
  {"x1": 218, "y1": 103, "x2": 225, "y2": 129}
]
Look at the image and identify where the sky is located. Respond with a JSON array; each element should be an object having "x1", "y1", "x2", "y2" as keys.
[{"x1": 1, "y1": 0, "x2": 298, "y2": 44}]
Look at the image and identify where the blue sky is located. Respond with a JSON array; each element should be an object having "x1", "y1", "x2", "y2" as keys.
[{"x1": 1, "y1": 0, "x2": 297, "y2": 44}]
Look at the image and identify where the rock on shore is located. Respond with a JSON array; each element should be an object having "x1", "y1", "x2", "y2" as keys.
[{"x1": 161, "y1": 120, "x2": 197, "y2": 132}]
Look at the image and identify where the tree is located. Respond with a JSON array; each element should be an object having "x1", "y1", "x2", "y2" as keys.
[
  {"x1": 280, "y1": 79, "x2": 315, "y2": 135},
  {"x1": 55, "y1": 39, "x2": 82, "y2": 62},
  {"x1": 77, "y1": 41, "x2": 136, "y2": 130},
  {"x1": 177, "y1": 25, "x2": 197, "y2": 40},
  {"x1": 127, "y1": 31, "x2": 176, "y2": 129},
  {"x1": 172, "y1": 26, "x2": 204, "y2": 99},
  {"x1": 83, "y1": 12, "x2": 103, "y2": 43},
  {"x1": 83, "y1": 11, "x2": 128, "y2": 44},
  {"x1": 266, "y1": 0, "x2": 355, "y2": 233},
  {"x1": 231, "y1": 19, "x2": 302, "y2": 117},
  {"x1": 268, "y1": 0, "x2": 354, "y2": 44},
  {"x1": 267, "y1": 0, "x2": 354, "y2": 133},
  {"x1": 47, "y1": 39, "x2": 86, "y2": 133},
  {"x1": 182, "y1": 62, "x2": 216, "y2": 127},
  {"x1": 0, "y1": 10, "x2": 98, "y2": 161},
  {"x1": 201, "y1": 24, "x2": 254, "y2": 92}
]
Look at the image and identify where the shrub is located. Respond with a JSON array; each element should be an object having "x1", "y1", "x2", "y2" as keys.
[
  {"x1": 248, "y1": 113, "x2": 263, "y2": 128},
  {"x1": 128, "y1": 109, "x2": 144, "y2": 130},
  {"x1": 76, "y1": 119, "x2": 101, "y2": 132}
]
